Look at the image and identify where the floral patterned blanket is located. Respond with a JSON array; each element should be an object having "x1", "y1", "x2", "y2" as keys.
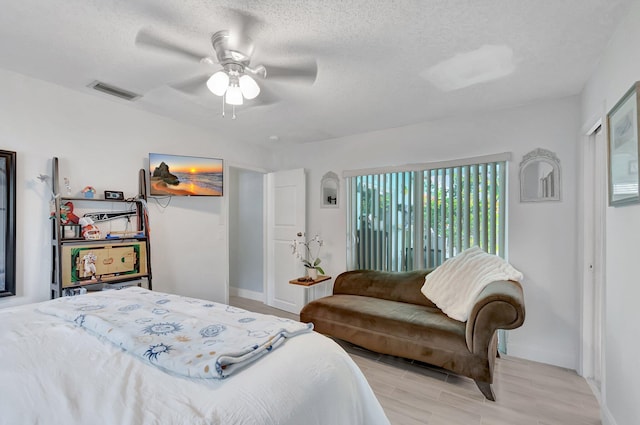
[{"x1": 37, "y1": 287, "x2": 313, "y2": 378}]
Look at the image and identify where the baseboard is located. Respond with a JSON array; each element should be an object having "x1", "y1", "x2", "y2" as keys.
[
  {"x1": 585, "y1": 379, "x2": 602, "y2": 405},
  {"x1": 229, "y1": 287, "x2": 264, "y2": 302},
  {"x1": 601, "y1": 402, "x2": 617, "y2": 425},
  {"x1": 507, "y1": 342, "x2": 576, "y2": 370}
]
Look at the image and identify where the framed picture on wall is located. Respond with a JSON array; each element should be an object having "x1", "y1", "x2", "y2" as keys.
[
  {"x1": 0, "y1": 150, "x2": 16, "y2": 297},
  {"x1": 607, "y1": 81, "x2": 640, "y2": 207}
]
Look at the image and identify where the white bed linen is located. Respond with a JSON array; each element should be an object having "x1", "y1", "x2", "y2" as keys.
[{"x1": 0, "y1": 295, "x2": 390, "y2": 425}]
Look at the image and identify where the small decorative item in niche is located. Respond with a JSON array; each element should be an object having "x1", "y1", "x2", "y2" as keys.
[
  {"x1": 82, "y1": 186, "x2": 96, "y2": 199},
  {"x1": 320, "y1": 171, "x2": 339, "y2": 208},
  {"x1": 519, "y1": 148, "x2": 561, "y2": 202},
  {"x1": 607, "y1": 81, "x2": 640, "y2": 207},
  {"x1": 104, "y1": 190, "x2": 124, "y2": 200}
]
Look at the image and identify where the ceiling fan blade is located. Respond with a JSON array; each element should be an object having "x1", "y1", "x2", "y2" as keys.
[
  {"x1": 248, "y1": 84, "x2": 281, "y2": 107},
  {"x1": 135, "y1": 29, "x2": 206, "y2": 63},
  {"x1": 262, "y1": 60, "x2": 318, "y2": 85},
  {"x1": 224, "y1": 8, "x2": 263, "y2": 40},
  {"x1": 169, "y1": 74, "x2": 212, "y2": 97}
]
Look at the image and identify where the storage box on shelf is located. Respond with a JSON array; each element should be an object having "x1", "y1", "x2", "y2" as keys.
[{"x1": 50, "y1": 157, "x2": 152, "y2": 298}]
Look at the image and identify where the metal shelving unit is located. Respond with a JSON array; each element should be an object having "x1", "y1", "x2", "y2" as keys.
[{"x1": 50, "y1": 157, "x2": 152, "y2": 298}]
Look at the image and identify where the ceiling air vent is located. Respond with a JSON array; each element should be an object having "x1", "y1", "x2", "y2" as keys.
[{"x1": 88, "y1": 81, "x2": 141, "y2": 101}]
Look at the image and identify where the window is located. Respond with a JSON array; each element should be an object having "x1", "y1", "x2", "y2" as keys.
[{"x1": 346, "y1": 155, "x2": 508, "y2": 271}]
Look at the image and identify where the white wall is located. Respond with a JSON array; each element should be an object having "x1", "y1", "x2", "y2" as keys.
[
  {"x1": 274, "y1": 97, "x2": 581, "y2": 369},
  {"x1": 0, "y1": 68, "x2": 271, "y2": 308},
  {"x1": 581, "y1": 1, "x2": 640, "y2": 424}
]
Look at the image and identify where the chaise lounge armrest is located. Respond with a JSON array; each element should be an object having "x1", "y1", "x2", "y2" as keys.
[
  {"x1": 465, "y1": 280, "x2": 525, "y2": 355},
  {"x1": 464, "y1": 279, "x2": 525, "y2": 400}
]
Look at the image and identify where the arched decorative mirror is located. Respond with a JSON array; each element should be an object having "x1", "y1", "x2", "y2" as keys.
[
  {"x1": 0, "y1": 150, "x2": 16, "y2": 297},
  {"x1": 520, "y1": 148, "x2": 561, "y2": 202},
  {"x1": 320, "y1": 171, "x2": 339, "y2": 208}
]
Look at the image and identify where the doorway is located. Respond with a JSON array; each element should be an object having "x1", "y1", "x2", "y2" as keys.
[{"x1": 228, "y1": 166, "x2": 266, "y2": 302}]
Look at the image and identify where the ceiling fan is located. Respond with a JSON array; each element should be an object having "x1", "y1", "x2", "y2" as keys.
[{"x1": 134, "y1": 9, "x2": 318, "y2": 117}]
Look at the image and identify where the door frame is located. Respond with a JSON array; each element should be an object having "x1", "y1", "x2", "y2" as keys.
[{"x1": 579, "y1": 117, "x2": 606, "y2": 400}]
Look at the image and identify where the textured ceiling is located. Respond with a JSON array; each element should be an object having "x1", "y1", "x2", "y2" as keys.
[{"x1": 0, "y1": 0, "x2": 631, "y2": 147}]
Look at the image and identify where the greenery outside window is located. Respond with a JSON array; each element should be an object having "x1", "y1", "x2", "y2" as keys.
[{"x1": 346, "y1": 155, "x2": 508, "y2": 271}]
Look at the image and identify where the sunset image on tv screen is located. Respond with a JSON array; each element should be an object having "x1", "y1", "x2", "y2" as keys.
[{"x1": 149, "y1": 153, "x2": 223, "y2": 197}]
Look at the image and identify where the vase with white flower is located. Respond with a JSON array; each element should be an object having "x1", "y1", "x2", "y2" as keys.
[{"x1": 291, "y1": 232, "x2": 325, "y2": 281}]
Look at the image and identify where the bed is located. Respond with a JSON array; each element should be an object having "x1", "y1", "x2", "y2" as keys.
[{"x1": 0, "y1": 287, "x2": 390, "y2": 425}]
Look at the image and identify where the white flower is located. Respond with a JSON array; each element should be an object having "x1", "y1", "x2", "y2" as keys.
[{"x1": 291, "y1": 233, "x2": 325, "y2": 274}]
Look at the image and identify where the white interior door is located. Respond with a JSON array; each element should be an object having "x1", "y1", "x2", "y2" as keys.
[{"x1": 266, "y1": 168, "x2": 306, "y2": 314}]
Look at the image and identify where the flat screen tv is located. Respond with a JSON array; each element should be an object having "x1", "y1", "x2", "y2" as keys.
[{"x1": 149, "y1": 153, "x2": 223, "y2": 197}]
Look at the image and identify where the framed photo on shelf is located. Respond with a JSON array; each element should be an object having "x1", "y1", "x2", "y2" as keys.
[
  {"x1": 607, "y1": 81, "x2": 640, "y2": 207},
  {"x1": 62, "y1": 224, "x2": 82, "y2": 239}
]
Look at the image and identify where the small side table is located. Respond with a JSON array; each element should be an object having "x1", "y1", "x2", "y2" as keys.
[
  {"x1": 289, "y1": 275, "x2": 333, "y2": 304},
  {"x1": 289, "y1": 275, "x2": 331, "y2": 287}
]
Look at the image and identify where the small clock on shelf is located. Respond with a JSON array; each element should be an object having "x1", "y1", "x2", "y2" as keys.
[{"x1": 104, "y1": 190, "x2": 125, "y2": 200}]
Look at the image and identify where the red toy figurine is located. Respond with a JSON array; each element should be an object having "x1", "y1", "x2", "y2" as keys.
[{"x1": 62, "y1": 202, "x2": 80, "y2": 224}]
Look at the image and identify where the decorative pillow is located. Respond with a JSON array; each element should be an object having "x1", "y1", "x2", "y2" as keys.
[{"x1": 421, "y1": 246, "x2": 523, "y2": 322}]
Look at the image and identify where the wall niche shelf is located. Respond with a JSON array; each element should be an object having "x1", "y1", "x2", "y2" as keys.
[
  {"x1": 50, "y1": 157, "x2": 152, "y2": 298},
  {"x1": 320, "y1": 171, "x2": 340, "y2": 208}
]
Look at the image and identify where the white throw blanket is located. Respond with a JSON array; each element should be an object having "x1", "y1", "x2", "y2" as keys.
[
  {"x1": 421, "y1": 246, "x2": 523, "y2": 322},
  {"x1": 37, "y1": 287, "x2": 312, "y2": 378}
]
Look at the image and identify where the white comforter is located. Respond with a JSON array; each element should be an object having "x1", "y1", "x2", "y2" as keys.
[{"x1": 0, "y1": 292, "x2": 390, "y2": 425}]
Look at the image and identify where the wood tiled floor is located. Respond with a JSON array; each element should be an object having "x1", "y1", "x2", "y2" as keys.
[{"x1": 230, "y1": 296, "x2": 601, "y2": 425}]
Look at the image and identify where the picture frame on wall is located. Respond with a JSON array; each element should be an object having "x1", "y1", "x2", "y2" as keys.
[{"x1": 607, "y1": 81, "x2": 640, "y2": 207}]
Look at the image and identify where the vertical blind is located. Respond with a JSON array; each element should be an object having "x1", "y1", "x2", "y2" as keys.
[{"x1": 347, "y1": 160, "x2": 507, "y2": 271}]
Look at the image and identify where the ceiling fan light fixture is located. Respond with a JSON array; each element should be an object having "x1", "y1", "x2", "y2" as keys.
[
  {"x1": 207, "y1": 71, "x2": 229, "y2": 96},
  {"x1": 225, "y1": 85, "x2": 244, "y2": 105},
  {"x1": 239, "y1": 74, "x2": 260, "y2": 99}
]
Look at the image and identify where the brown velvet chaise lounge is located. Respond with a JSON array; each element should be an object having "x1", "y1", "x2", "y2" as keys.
[{"x1": 300, "y1": 269, "x2": 525, "y2": 400}]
